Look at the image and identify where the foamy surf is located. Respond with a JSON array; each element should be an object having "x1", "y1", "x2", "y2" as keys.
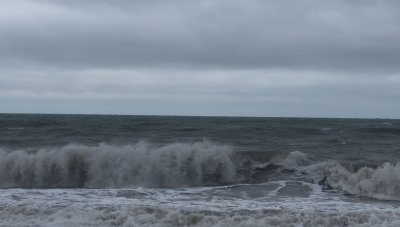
[{"x1": 0, "y1": 183, "x2": 399, "y2": 227}]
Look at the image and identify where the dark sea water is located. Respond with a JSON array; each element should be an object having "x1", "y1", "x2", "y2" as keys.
[{"x1": 0, "y1": 114, "x2": 400, "y2": 226}]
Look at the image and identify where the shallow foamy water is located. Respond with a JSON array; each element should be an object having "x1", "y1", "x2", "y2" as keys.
[{"x1": 1, "y1": 181, "x2": 400, "y2": 227}]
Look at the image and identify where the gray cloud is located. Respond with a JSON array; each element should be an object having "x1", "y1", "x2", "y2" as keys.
[
  {"x1": 1, "y1": 0, "x2": 400, "y2": 71},
  {"x1": 1, "y1": 0, "x2": 400, "y2": 118}
]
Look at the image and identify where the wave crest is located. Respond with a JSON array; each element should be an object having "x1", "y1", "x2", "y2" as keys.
[{"x1": 0, "y1": 141, "x2": 241, "y2": 188}]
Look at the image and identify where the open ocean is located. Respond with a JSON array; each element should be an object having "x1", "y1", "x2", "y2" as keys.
[{"x1": 0, "y1": 114, "x2": 399, "y2": 226}]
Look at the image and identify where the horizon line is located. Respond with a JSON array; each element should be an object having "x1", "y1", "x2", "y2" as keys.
[{"x1": 0, "y1": 112, "x2": 398, "y2": 120}]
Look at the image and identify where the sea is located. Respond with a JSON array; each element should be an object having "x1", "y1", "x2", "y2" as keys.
[{"x1": 0, "y1": 114, "x2": 399, "y2": 226}]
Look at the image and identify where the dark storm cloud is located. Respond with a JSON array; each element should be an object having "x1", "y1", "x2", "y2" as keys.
[{"x1": 1, "y1": 0, "x2": 400, "y2": 71}]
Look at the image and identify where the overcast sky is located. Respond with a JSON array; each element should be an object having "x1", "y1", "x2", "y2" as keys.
[{"x1": 1, "y1": 0, "x2": 400, "y2": 118}]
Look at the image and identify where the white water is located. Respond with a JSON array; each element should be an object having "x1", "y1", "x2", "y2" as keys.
[{"x1": 1, "y1": 182, "x2": 399, "y2": 227}]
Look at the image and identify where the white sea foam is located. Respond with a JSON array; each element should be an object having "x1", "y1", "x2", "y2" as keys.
[{"x1": 0, "y1": 185, "x2": 399, "y2": 227}]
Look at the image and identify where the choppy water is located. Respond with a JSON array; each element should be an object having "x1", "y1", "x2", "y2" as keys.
[{"x1": 0, "y1": 114, "x2": 399, "y2": 226}]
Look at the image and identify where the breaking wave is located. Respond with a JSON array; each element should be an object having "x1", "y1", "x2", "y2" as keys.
[
  {"x1": 309, "y1": 160, "x2": 400, "y2": 201},
  {"x1": 246, "y1": 150, "x2": 400, "y2": 201},
  {"x1": 0, "y1": 141, "x2": 246, "y2": 188},
  {"x1": 1, "y1": 140, "x2": 400, "y2": 201}
]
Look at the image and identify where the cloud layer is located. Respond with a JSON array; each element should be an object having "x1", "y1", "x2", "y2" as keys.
[{"x1": 1, "y1": 0, "x2": 400, "y2": 117}]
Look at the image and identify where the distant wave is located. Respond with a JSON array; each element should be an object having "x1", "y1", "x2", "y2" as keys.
[{"x1": 365, "y1": 127, "x2": 400, "y2": 134}]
